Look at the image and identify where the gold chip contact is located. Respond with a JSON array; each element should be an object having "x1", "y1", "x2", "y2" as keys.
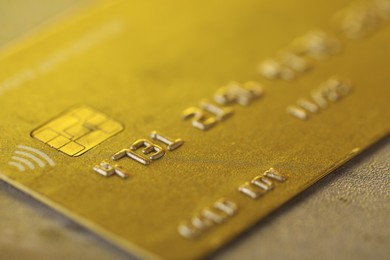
[{"x1": 31, "y1": 106, "x2": 123, "y2": 156}]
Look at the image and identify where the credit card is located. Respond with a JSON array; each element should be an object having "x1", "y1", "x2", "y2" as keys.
[{"x1": 0, "y1": 0, "x2": 389, "y2": 259}]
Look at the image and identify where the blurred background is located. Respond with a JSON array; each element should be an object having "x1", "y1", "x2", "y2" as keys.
[{"x1": 0, "y1": 1, "x2": 389, "y2": 259}]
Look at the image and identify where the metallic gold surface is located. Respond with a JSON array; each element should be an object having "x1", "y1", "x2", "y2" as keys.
[{"x1": 0, "y1": 0, "x2": 389, "y2": 259}]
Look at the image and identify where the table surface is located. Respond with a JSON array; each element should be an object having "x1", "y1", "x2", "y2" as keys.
[{"x1": 0, "y1": 1, "x2": 389, "y2": 259}]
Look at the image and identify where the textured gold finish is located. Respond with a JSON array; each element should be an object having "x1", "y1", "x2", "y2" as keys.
[{"x1": 0, "y1": 0, "x2": 389, "y2": 259}]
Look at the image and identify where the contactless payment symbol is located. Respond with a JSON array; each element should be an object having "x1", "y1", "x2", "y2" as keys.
[
  {"x1": 31, "y1": 106, "x2": 124, "y2": 157},
  {"x1": 8, "y1": 145, "x2": 55, "y2": 172}
]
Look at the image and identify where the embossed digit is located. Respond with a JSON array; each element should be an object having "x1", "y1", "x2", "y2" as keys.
[
  {"x1": 182, "y1": 107, "x2": 217, "y2": 130},
  {"x1": 93, "y1": 161, "x2": 129, "y2": 179},
  {"x1": 182, "y1": 101, "x2": 233, "y2": 131},
  {"x1": 112, "y1": 139, "x2": 165, "y2": 165},
  {"x1": 214, "y1": 81, "x2": 263, "y2": 106}
]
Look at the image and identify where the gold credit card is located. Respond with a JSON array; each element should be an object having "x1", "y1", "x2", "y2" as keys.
[{"x1": 0, "y1": 0, "x2": 389, "y2": 259}]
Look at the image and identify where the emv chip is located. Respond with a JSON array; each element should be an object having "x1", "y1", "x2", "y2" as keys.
[{"x1": 31, "y1": 106, "x2": 123, "y2": 156}]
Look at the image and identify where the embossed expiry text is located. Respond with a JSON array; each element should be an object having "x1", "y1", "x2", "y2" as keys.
[
  {"x1": 239, "y1": 168, "x2": 287, "y2": 199},
  {"x1": 178, "y1": 198, "x2": 238, "y2": 239}
]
